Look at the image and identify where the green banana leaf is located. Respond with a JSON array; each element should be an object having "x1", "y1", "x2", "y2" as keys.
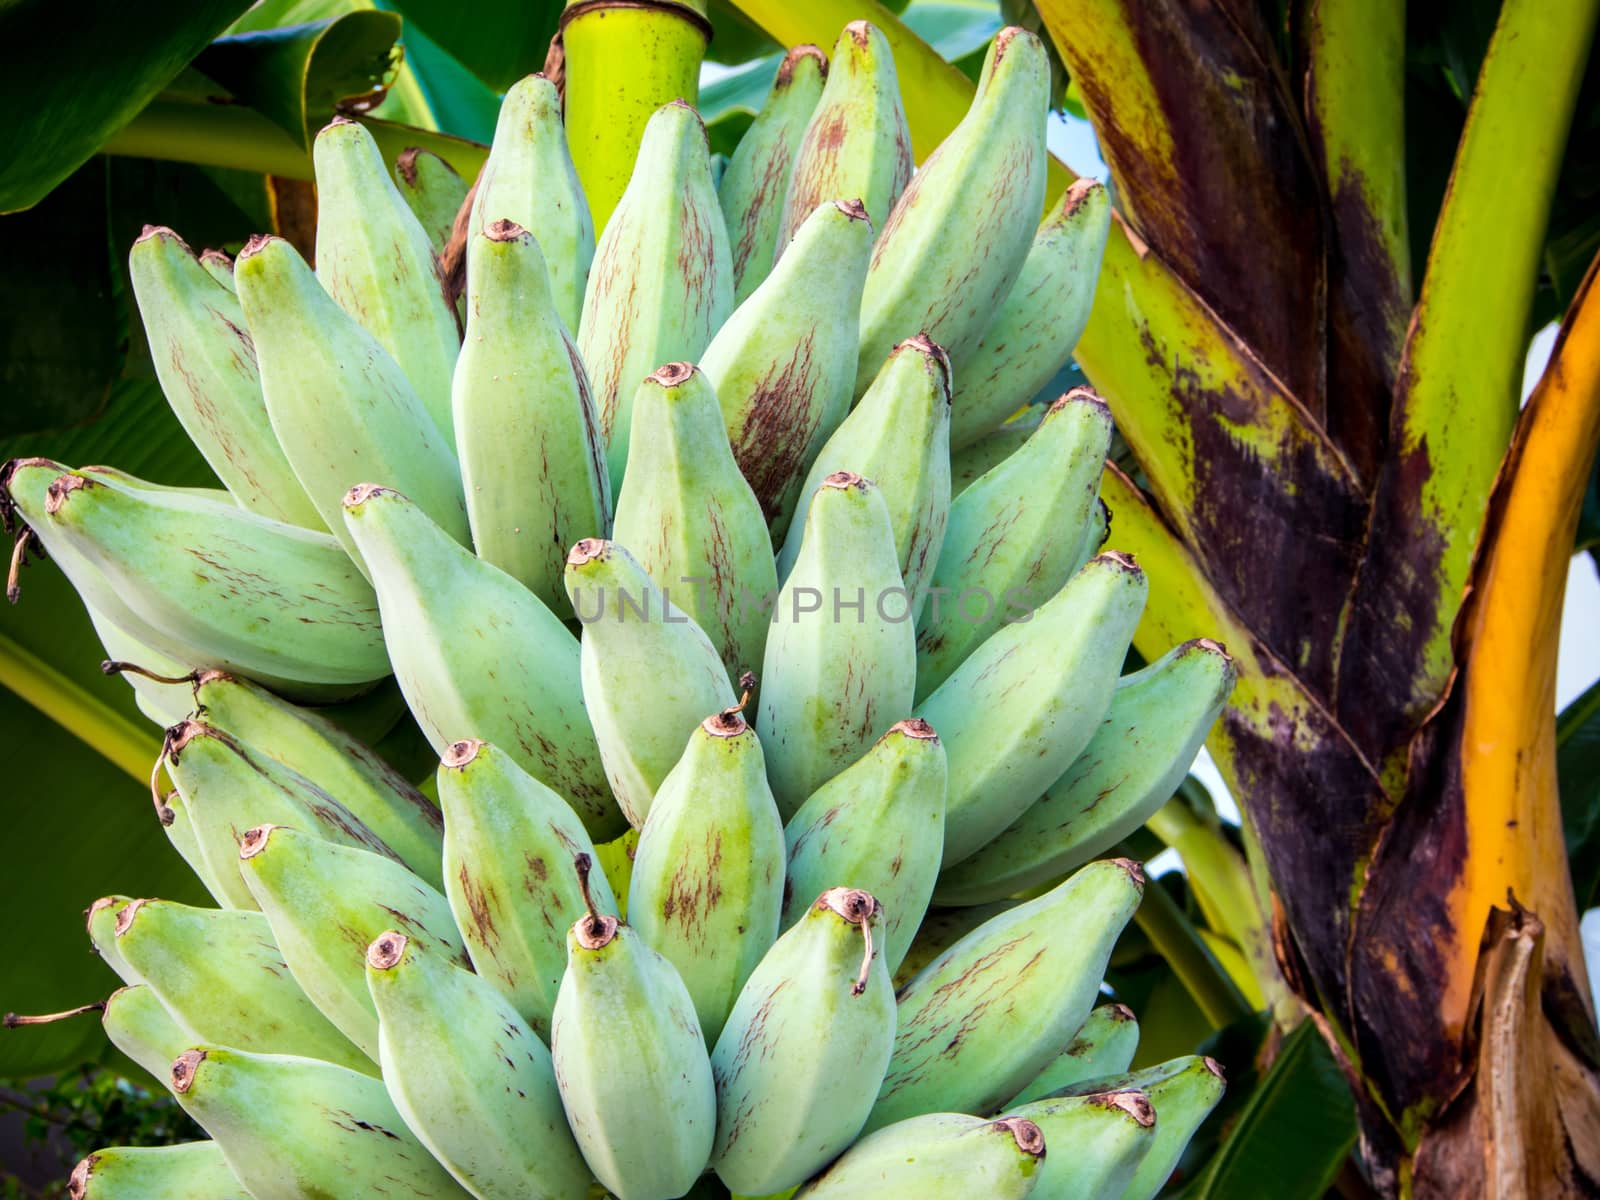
[
  {"x1": 1558, "y1": 676, "x2": 1600, "y2": 910},
  {"x1": 195, "y1": 12, "x2": 405, "y2": 149},
  {"x1": 1175, "y1": 1020, "x2": 1358, "y2": 1200},
  {"x1": 382, "y1": 0, "x2": 560, "y2": 93},
  {"x1": 0, "y1": 0, "x2": 253, "y2": 213}
]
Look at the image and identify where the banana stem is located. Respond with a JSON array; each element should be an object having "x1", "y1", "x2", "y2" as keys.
[
  {"x1": 3, "y1": 1002, "x2": 104, "y2": 1028},
  {"x1": 1133, "y1": 876, "x2": 1254, "y2": 1029}
]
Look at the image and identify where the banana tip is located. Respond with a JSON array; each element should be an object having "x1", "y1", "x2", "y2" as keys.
[
  {"x1": 442, "y1": 738, "x2": 484, "y2": 769},
  {"x1": 367, "y1": 931, "x2": 409, "y2": 970},
  {"x1": 170, "y1": 1048, "x2": 207, "y2": 1094},
  {"x1": 342, "y1": 482, "x2": 392, "y2": 510},
  {"x1": 67, "y1": 1155, "x2": 93, "y2": 1199},
  {"x1": 567, "y1": 537, "x2": 609, "y2": 567},
  {"x1": 995, "y1": 1116, "x2": 1046, "y2": 1158},
  {"x1": 238, "y1": 824, "x2": 278, "y2": 860},
  {"x1": 112, "y1": 898, "x2": 146, "y2": 938}
]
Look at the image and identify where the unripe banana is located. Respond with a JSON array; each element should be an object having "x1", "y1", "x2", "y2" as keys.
[
  {"x1": 565, "y1": 538, "x2": 733, "y2": 827},
  {"x1": 865, "y1": 859, "x2": 1145, "y2": 1131},
  {"x1": 454, "y1": 220, "x2": 611, "y2": 617},
  {"x1": 938, "y1": 639, "x2": 1235, "y2": 903},
  {"x1": 86, "y1": 896, "x2": 136, "y2": 985},
  {"x1": 893, "y1": 902, "x2": 1019, "y2": 989},
  {"x1": 777, "y1": 334, "x2": 952, "y2": 608},
  {"x1": 629, "y1": 700, "x2": 786, "y2": 1045},
  {"x1": 112, "y1": 898, "x2": 370, "y2": 1073},
  {"x1": 1008, "y1": 1003, "x2": 1140, "y2": 1108},
  {"x1": 366, "y1": 931, "x2": 590, "y2": 1200},
  {"x1": 437, "y1": 737, "x2": 617, "y2": 1042},
  {"x1": 855, "y1": 27, "x2": 1050, "y2": 395},
  {"x1": 720, "y1": 45, "x2": 828, "y2": 303},
  {"x1": 778, "y1": 21, "x2": 910, "y2": 250},
  {"x1": 342, "y1": 484, "x2": 621, "y2": 838},
  {"x1": 709, "y1": 888, "x2": 895, "y2": 1196},
  {"x1": 469, "y1": 74, "x2": 595, "y2": 330},
  {"x1": 577, "y1": 100, "x2": 732, "y2": 492},
  {"x1": 313, "y1": 117, "x2": 460, "y2": 445},
  {"x1": 950, "y1": 179, "x2": 1111, "y2": 448},
  {"x1": 237, "y1": 823, "x2": 468, "y2": 1063},
  {"x1": 1004, "y1": 1088, "x2": 1156, "y2": 1200},
  {"x1": 394, "y1": 147, "x2": 469, "y2": 255},
  {"x1": 920, "y1": 551, "x2": 1147, "y2": 867},
  {"x1": 101, "y1": 985, "x2": 189, "y2": 1080},
  {"x1": 794, "y1": 1113, "x2": 1047, "y2": 1199},
  {"x1": 14, "y1": 467, "x2": 389, "y2": 692},
  {"x1": 234, "y1": 233, "x2": 469, "y2": 570},
  {"x1": 916, "y1": 388, "x2": 1114, "y2": 700},
  {"x1": 199, "y1": 248, "x2": 236, "y2": 292},
  {"x1": 950, "y1": 410, "x2": 1042, "y2": 497},
  {"x1": 167, "y1": 1046, "x2": 470, "y2": 1200},
  {"x1": 782, "y1": 718, "x2": 946, "y2": 975},
  {"x1": 700, "y1": 199, "x2": 874, "y2": 533},
  {"x1": 550, "y1": 855, "x2": 717, "y2": 1200},
  {"x1": 183, "y1": 669, "x2": 444, "y2": 889},
  {"x1": 1052, "y1": 1056, "x2": 1226, "y2": 1200},
  {"x1": 160, "y1": 719, "x2": 402, "y2": 910},
  {"x1": 68, "y1": 1142, "x2": 246, "y2": 1199},
  {"x1": 757, "y1": 473, "x2": 917, "y2": 818},
  {"x1": 152, "y1": 787, "x2": 234, "y2": 911},
  {"x1": 128, "y1": 226, "x2": 323, "y2": 529},
  {"x1": 611, "y1": 361, "x2": 777, "y2": 681}
]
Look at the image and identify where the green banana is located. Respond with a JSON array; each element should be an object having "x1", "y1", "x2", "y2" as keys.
[
  {"x1": 167, "y1": 1046, "x2": 470, "y2": 1200},
  {"x1": 160, "y1": 718, "x2": 402, "y2": 910},
  {"x1": 366, "y1": 931, "x2": 590, "y2": 1200},
  {"x1": 550, "y1": 854, "x2": 717, "y2": 1200},
  {"x1": 793, "y1": 1113, "x2": 1046, "y2": 1200},
  {"x1": 865, "y1": 859, "x2": 1145, "y2": 1131},
  {"x1": 183, "y1": 669, "x2": 444, "y2": 889},
  {"x1": 612, "y1": 361, "x2": 777, "y2": 682},
  {"x1": 101, "y1": 985, "x2": 189, "y2": 1081},
  {"x1": 949, "y1": 179, "x2": 1111, "y2": 448},
  {"x1": 1004, "y1": 1088, "x2": 1156, "y2": 1200},
  {"x1": 1008, "y1": 1003, "x2": 1140, "y2": 1108},
  {"x1": 782, "y1": 718, "x2": 946, "y2": 975},
  {"x1": 709, "y1": 888, "x2": 895, "y2": 1196},
  {"x1": 150, "y1": 786, "x2": 235, "y2": 911},
  {"x1": 454, "y1": 220, "x2": 611, "y2": 618},
  {"x1": 86, "y1": 896, "x2": 136, "y2": 985},
  {"x1": 313, "y1": 117, "x2": 460, "y2": 445},
  {"x1": 237, "y1": 823, "x2": 468, "y2": 1063},
  {"x1": 949, "y1": 410, "x2": 1042, "y2": 497},
  {"x1": 577, "y1": 100, "x2": 732, "y2": 492},
  {"x1": 629, "y1": 699, "x2": 786, "y2": 1045},
  {"x1": 756, "y1": 472, "x2": 917, "y2": 818},
  {"x1": 234, "y1": 233, "x2": 469, "y2": 569},
  {"x1": 68, "y1": 1142, "x2": 246, "y2": 1199},
  {"x1": 937, "y1": 639, "x2": 1236, "y2": 903},
  {"x1": 341, "y1": 484, "x2": 621, "y2": 838},
  {"x1": 565, "y1": 538, "x2": 734, "y2": 827},
  {"x1": 700, "y1": 198, "x2": 874, "y2": 533},
  {"x1": 777, "y1": 21, "x2": 910, "y2": 248},
  {"x1": 1053, "y1": 1056, "x2": 1227, "y2": 1200},
  {"x1": 719, "y1": 44, "x2": 827, "y2": 304},
  {"x1": 855, "y1": 27, "x2": 1049, "y2": 395},
  {"x1": 12, "y1": 466, "x2": 389, "y2": 691},
  {"x1": 920, "y1": 551, "x2": 1147, "y2": 867},
  {"x1": 113, "y1": 898, "x2": 370, "y2": 1072},
  {"x1": 469, "y1": 74, "x2": 595, "y2": 330},
  {"x1": 395, "y1": 146, "x2": 469, "y2": 255},
  {"x1": 437, "y1": 737, "x2": 617, "y2": 1042},
  {"x1": 776, "y1": 333, "x2": 951, "y2": 609},
  {"x1": 128, "y1": 226, "x2": 323, "y2": 529},
  {"x1": 916, "y1": 388, "x2": 1114, "y2": 701},
  {"x1": 895, "y1": 903, "x2": 1013, "y2": 990},
  {"x1": 199, "y1": 248, "x2": 236, "y2": 292}
]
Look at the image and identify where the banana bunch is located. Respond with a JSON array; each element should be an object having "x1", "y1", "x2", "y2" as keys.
[{"x1": 3, "y1": 21, "x2": 1245, "y2": 1200}]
